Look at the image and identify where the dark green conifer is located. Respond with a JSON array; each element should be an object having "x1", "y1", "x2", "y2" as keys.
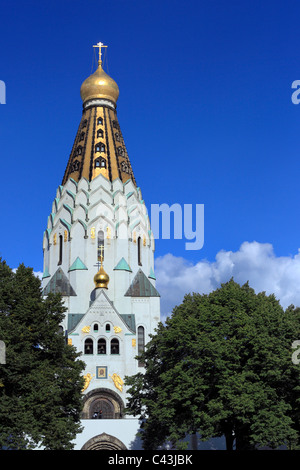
[{"x1": 0, "y1": 259, "x2": 85, "y2": 450}]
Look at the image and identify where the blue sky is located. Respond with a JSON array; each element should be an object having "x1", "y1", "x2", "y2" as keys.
[{"x1": 1, "y1": 0, "x2": 300, "y2": 316}]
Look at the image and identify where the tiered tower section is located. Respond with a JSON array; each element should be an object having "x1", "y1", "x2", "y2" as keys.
[{"x1": 42, "y1": 175, "x2": 159, "y2": 328}]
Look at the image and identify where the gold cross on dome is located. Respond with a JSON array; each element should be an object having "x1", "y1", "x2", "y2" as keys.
[{"x1": 93, "y1": 42, "x2": 107, "y2": 66}]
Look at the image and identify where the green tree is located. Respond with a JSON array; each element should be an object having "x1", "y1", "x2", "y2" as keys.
[
  {"x1": 0, "y1": 259, "x2": 85, "y2": 450},
  {"x1": 125, "y1": 279, "x2": 300, "y2": 450}
]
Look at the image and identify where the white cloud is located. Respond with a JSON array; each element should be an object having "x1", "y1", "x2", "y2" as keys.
[{"x1": 155, "y1": 241, "x2": 300, "y2": 321}]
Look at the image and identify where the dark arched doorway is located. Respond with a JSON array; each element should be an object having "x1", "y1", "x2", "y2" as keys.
[
  {"x1": 90, "y1": 397, "x2": 115, "y2": 419},
  {"x1": 82, "y1": 388, "x2": 124, "y2": 419}
]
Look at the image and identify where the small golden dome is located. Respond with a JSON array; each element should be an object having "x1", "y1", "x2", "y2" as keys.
[
  {"x1": 80, "y1": 64, "x2": 119, "y2": 105},
  {"x1": 94, "y1": 264, "x2": 109, "y2": 289}
]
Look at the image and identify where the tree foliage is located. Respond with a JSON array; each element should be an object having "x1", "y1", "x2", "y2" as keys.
[
  {"x1": 125, "y1": 279, "x2": 300, "y2": 450},
  {"x1": 0, "y1": 259, "x2": 85, "y2": 450}
]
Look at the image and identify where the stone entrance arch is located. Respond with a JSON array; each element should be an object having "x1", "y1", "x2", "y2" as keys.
[
  {"x1": 82, "y1": 387, "x2": 124, "y2": 419},
  {"x1": 81, "y1": 432, "x2": 127, "y2": 450}
]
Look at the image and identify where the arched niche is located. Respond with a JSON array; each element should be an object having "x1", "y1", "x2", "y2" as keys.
[
  {"x1": 81, "y1": 432, "x2": 127, "y2": 450},
  {"x1": 81, "y1": 387, "x2": 124, "y2": 419}
]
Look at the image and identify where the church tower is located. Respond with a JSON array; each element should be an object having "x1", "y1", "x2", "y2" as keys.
[{"x1": 42, "y1": 43, "x2": 160, "y2": 450}]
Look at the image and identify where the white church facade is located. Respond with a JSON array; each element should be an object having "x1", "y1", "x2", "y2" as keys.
[{"x1": 41, "y1": 43, "x2": 160, "y2": 450}]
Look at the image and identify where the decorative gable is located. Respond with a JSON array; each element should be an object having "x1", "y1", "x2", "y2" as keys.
[
  {"x1": 69, "y1": 289, "x2": 135, "y2": 334},
  {"x1": 69, "y1": 256, "x2": 88, "y2": 271},
  {"x1": 113, "y1": 257, "x2": 132, "y2": 272},
  {"x1": 42, "y1": 267, "x2": 77, "y2": 296},
  {"x1": 124, "y1": 268, "x2": 160, "y2": 297}
]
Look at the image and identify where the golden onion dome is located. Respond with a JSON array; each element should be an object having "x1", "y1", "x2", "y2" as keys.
[
  {"x1": 80, "y1": 64, "x2": 119, "y2": 105},
  {"x1": 94, "y1": 264, "x2": 110, "y2": 289}
]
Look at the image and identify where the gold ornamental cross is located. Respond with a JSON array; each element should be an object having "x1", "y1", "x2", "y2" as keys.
[
  {"x1": 93, "y1": 42, "x2": 107, "y2": 66},
  {"x1": 98, "y1": 244, "x2": 104, "y2": 264}
]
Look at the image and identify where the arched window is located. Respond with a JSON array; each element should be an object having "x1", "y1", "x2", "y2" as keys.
[
  {"x1": 98, "y1": 339, "x2": 106, "y2": 354},
  {"x1": 115, "y1": 132, "x2": 120, "y2": 142},
  {"x1": 138, "y1": 326, "x2": 145, "y2": 366},
  {"x1": 80, "y1": 132, "x2": 85, "y2": 141},
  {"x1": 118, "y1": 146, "x2": 125, "y2": 156},
  {"x1": 93, "y1": 323, "x2": 99, "y2": 332},
  {"x1": 97, "y1": 117, "x2": 103, "y2": 125},
  {"x1": 81, "y1": 119, "x2": 87, "y2": 128},
  {"x1": 111, "y1": 339, "x2": 119, "y2": 355},
  {"x1": 58, "y1": 234, "x2": 63, "y2": 265},
  {"x1": 71, "y1": 159, "x2": 80, "y2": 172},
  {"x1": 97, "y1": 129, "x2": 104, "y2": 138},
  {"x1": 84, "y1": 338, "x2": 93, "y2": 355},
  {"x1": 98, "y1": 230, "x2": 104, "y2": 262},
  {"x1": 95, "y1": 158, "x2": 106, "y2": 169},
  {"x1": 105, "y1": 323, "x2": 111, "y2": 332},
  {"x1": 76, "y1": 146, "x2": 82, "y2": 155},
  {"x1": 121, "y1": 161, "x2": 130, "y2": 174},
  {"x1": 95, "y1": 143, "x2": 105, "y2": 153},
  {"x1": 138, "y1": 236, "x2": 142, "y2": 266}
]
